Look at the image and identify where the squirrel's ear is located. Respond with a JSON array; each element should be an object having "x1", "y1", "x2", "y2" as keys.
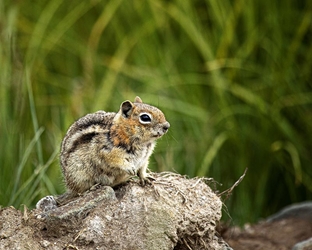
[
  {"x1": 134, "y1": 96, "x2": 143, "y2": 103},
  {"x1": 121, "y1": 101, "x2": 134, "y2": 118}
]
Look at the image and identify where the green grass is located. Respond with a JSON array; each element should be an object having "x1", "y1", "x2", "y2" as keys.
[{"x1": 1, "y1": 0, "x2": 312, "y2": 225}]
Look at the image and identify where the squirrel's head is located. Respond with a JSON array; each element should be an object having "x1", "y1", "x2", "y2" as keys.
[{"x1": 114, "y1": 96, "x2": 170, "y2": 144}]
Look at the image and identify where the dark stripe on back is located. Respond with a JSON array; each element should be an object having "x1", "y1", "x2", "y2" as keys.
[
  {"x1": 70, "y1": 132, "x2": 99, "y2": 153},
  {"x1": 68, "y1": 112, "x2": 115, "y2": 137},
  {"x1": 76, "y1": 113, "x2": 114, "y2": 129},
  {"x1": 61, "y1": 112, "x2": 116, "y2": 167}
]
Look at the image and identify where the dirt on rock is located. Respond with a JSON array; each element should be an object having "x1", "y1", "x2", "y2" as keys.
[{"x1": 0, "y1": 173, "x2": 229, "y2": 250}]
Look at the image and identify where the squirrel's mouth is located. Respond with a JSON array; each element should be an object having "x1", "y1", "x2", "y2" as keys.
[
  {"x1": 152, "y1": 124, "x2": 169, "y2": 138},
  {"x1": 152, "y1": 132, "x2": 165, "y2": 138}
]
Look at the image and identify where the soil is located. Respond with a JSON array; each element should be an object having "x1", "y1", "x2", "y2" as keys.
[
  {"x1": 220, "y1": 218, "x2": 312, "y2": 249},
  {"x1": 220, "y1": 202, "x2": 312, "y2": 250}
]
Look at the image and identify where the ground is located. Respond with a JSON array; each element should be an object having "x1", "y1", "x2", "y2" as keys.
[{"x1": 221, "y1": 202, "x2": 312, "y2": 250}]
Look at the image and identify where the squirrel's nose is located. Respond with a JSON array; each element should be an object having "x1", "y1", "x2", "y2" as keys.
[{"x1": 162, "y1": 122, "x2": 170, "y2": 132}]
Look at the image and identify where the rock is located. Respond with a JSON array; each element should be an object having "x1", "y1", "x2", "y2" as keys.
[
  {"x1": 36, "y1": 196, "x2": 58, "y2": 212},
  {"x1": 266, "y1": 201, "x2": 312, "y2": 222},
  {"x1": 0, "y1": 172, "x2": 228, "y2": 250},
  {"x1": 293, "y1": 237, "x2": 312, "y2": 250}
]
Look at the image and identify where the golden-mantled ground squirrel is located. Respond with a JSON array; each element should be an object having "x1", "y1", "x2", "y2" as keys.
[{"x1": 60, "y1": 96, "x2": 170, "y2": 195}]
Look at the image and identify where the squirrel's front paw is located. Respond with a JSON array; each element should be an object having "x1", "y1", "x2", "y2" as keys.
[
  {"x1": 124, "y1": 165, "x2": 137, "y2": 176},
  {"x1": 140, "y1": 174, "x2": 155, "y2": 186}
]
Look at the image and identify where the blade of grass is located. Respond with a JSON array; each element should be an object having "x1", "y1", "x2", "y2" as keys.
[
  {"x1": 24, "y1": 0, "x2": 63, "y2": 67},
  {"x1": 25, "y1": 69, "x2": 43, "y2": 166},
  {"x1": 197, "y1": 132, "x2": 229, "y2": 177},
  {"x1": 9, "y1": 127, "x2": 44, "y2": 205},
  {"x1": 10, "y1": 147, "x2": 58, "y2": 206}
]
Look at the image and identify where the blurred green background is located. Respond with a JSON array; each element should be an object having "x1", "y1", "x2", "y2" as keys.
[{"x1": 1, "y1": 0, "x2": 311, "y2": 225}]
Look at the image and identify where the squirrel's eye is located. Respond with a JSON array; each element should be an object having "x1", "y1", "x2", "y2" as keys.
[{"x1": 139, "y1": 113, "x2": 152, "y2": 124}]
